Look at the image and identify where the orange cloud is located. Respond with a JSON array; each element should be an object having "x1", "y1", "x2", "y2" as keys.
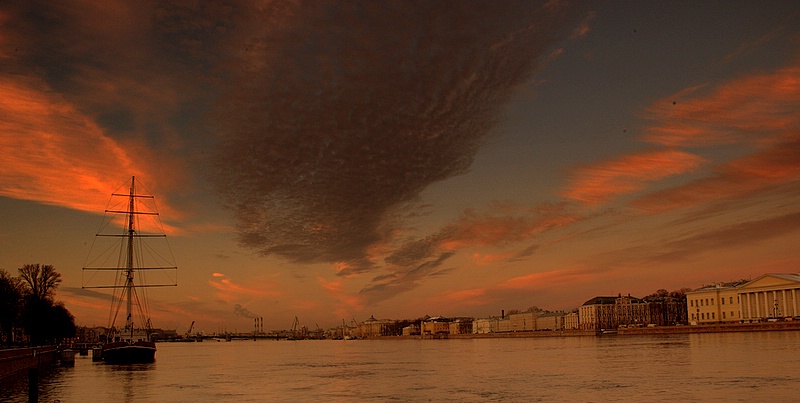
[
  {"x1": 439, "y1": 205, "x2": 582, "y2": 251},
  {"x1": 0, "y1": 76, "x2": 144, "y2": 211},
  {"x1": 426, "y1": 267, "x2": 594, "y2": 313},
  {"x1": 208, "y1": 273, "x2": 280, "y2": 303},
  {"x1": 629, "y1": 60, "x2": 800, "y2": 212},
  {"x1": 562, "y1": 149, "x2": 706, "y2": 204},
  {"x1": 642, "y1": 65, "x2": 800, "y2": 147},
  {"x1": 632, "y1": 136, "x2": 800, "y2": 212},
  {"x1": 317, "y1": 276, "x2": 366, "y2": 315}
]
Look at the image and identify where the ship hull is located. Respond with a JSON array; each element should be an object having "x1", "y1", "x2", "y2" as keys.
[{"x1": 102, "y1": 341, "x2": 156, "y2": 364}]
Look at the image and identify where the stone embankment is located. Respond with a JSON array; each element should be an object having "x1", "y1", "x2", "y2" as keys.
[
  {"x1": 617, "y1": 321, "x2": 800, "y2": 335},
  {"x1": 384, "y1": 321, "x2": 800, "y2": 339},
  {"x1": 0, "y1": 346, "x2": 58, "y2": 380}
]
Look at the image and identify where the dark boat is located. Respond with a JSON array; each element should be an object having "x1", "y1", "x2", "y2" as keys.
[
  {"x1": 82, "y1": 176, "x2": 178, "y2": 364},
  {"x1": 101, "y1": 340, "x2": 157, "y2": 364}
]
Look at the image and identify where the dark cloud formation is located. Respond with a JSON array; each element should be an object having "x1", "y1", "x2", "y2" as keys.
[{"x1": 213, "y1": 1, "x2": 583, "y2": 271}]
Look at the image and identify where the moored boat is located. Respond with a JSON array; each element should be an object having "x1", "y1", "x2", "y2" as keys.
[{"x1": 82, "y1": 176, "x2": 178, "y2": 364}]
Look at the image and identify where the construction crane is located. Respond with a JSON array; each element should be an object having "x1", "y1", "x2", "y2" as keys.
[
  {"x1": 291, "y1": 316, "x2": 300, "y2": 339},
  {"x1": 184, "y1": 321, "x2": 195, "y2": 340}
]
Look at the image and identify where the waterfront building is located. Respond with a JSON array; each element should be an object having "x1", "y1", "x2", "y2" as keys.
[
  {"x1": 536, "y1": 312, "x2": 565, "y2": 330},
  {"x1": 579, "y1": 295, "x2": 650, "y2": 331},
  {"x1": 361, "y1": 315, "x2": 395, "y2": 337},
  {"x1": 686, "y1": 281, "x2": 746, "y2": 324},
  {"x1": 738, "y1": 273, "x2": 800, "y2": 321},
  {"x1": 449, "y1": 319, "x2": 473, "y2": 335},
  {"x1": 564, "y1": 311, "x2": 579, "y2": 330},
  {"x1": 508, "y1": 311, "x2": 539, "y2": 332},
  {"x1": 421, "y1": 317, "x2": 451, "y2": 335},
  {"x1": 402, "y1": 325, "x2": 420, "y2": 336},
  {"x1": 472, "y1": 317, "x2": 499, "y2": 334}
]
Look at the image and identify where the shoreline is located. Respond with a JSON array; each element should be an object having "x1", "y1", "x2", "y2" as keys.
[{"x1": 369, "y1": 321, "x2": 800, "y2": 340}]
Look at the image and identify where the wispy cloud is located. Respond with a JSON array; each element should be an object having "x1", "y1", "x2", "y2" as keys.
[
  {"x1": 0, "y1": 76, "x2": 141, "y2": 212},
  {"x1": 208, "y1": 272, "x2": 281, "y2": 304},
  {"x1": 641, "y1": 65, "x2": 800, "y2": 148},
  {"x1": 562, "y1": 149, "x2": 706, "y2": 205},
  {"x1": 0, "y1": 1, "x2": 225, "y2": 219}
]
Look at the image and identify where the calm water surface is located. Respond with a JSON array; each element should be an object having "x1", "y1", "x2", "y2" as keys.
[{"x1": 3, "y1": 331, "x2": 799, "y2": 402}]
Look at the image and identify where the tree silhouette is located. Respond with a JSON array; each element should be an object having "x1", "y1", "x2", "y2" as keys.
[
  {"x1": 0, "y1": 270, "x2": 23, "y2": 344},
  {"x1": 18, "y1": 263, "x2": 62, "y2": 301},
  {"x1": 16, "y1": 264, "x2": 74, "y2": 345}
]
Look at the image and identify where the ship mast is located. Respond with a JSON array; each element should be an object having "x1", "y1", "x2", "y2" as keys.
[
  {"x1": 125, "y1": 176, "x2": 136, "y2": 338},
  {"x1": 81, "y1": 175, "x2": 178, "y2": 340}
]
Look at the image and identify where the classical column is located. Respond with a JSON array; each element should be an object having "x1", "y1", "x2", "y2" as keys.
[
  {"x1": 782, "y1": 290, "x2": 787, "y2": 318},
  {"x1": 755, "y1": 292, "x2": 761, "y2": 319},
  {"x1": 743, "y1": 293, "x2": 749, "y2": 320}
]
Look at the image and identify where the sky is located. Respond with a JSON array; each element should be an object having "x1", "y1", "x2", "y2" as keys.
[{"x1": 1, "y1": 0, "x2": 800, "y2": 333}]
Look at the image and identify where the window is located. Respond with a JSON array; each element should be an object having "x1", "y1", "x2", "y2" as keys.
[
  {"x1": 690, "y1": 300, "x2": 694, "y2": 307},
  {"x1": 711, "y1": 298, "x2": 714, "y2": 305},
  {"x1": 701, "y1": 313, "x2": 705, "y2": 320},
  {"x1": 730, "y1": 297, "x2": 734, "y2": 304},
  {"x1": 722, "y1": 312, "x2": 726, "y2": 319},
  {"x1": 722, "y1": 298, "x2": 725, "y2": 305},
  {"x1": 712, "y1": 313, "x2": 715, "y2": 319}
]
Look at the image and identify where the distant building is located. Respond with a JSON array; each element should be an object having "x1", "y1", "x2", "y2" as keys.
[
  {"x1": 361, "y1": 315, "x2": 394, "y2": 337},
  {"x1": 449, "y1": 318, "x2": 473, "y2": 335},
  {"x1": 738, "y1": 273, "x2": 800, "y2": 321},
  {"x1": 536, "y1": 312, "x2": 565, "y2": 330},
  {"x1": 686, "y1": 273, "x2": 800, "y2": 324},
  {"x1": 579, "y1": 295, "x2": 649, "y2": 331},
  {"x1": 472, "y1": 317, "x2": 499, "y2": 334},
  {"x1": 402, "y1": 325, "x2": 420, "y2": 336},
  {"x1": 421, "y1": 317, "x2": 450, "y2": 335},
  {"x1": 564, "y1": 311, "x2": 579, "y2": 330},
  {"x1": 508, "y1": 311, "x2": 539, "y2": 332},
  {"x1": 686, "y1": 281, "x2": 746, "y2": 324}
]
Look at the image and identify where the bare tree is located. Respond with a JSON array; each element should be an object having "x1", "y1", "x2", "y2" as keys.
[{"x1": 18, "y1": 263, "x2": 62, "y2": 301}]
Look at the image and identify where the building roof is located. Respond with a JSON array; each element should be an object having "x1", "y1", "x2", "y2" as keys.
[
  {"x1": 582, "y1": 295, "x2": 643, "y2": 305},
  {"x1": 582, "y1": 296, "x2": 618, "y2": 305},
  {"x1": 689, "y1": 280, "x2": 748, "y2": 292},
  {"x1": 763, "y1": 273, "x2": 800, "y2": 283}
]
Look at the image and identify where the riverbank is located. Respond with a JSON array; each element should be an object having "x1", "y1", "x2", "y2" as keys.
[
  {"x1": 0, "y1": 346, "x2": 58, "y2": 381},
  {"x1": 368, "y1": 321, "x2": 800, "y2": 339},
  {"x1": 617, "y1": 320, "x2": 800, "y2": 335}
]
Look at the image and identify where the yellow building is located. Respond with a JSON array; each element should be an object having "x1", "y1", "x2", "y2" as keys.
[
  {"x1": 564, "y1": 311, "x2": 579, "y2": 330},
  {"x1": 472, "y1": 317, "x2": 499, "y2": 334},
  {"x1": 579, "y1": 295, "x2": 649, "y2": 331},
  {"x1": 421, "y1": 317, "x2": 450, "y2": 335},
  {"x1": 686, "y1": 273, "x2": 800, "y2": 324},
  {"x1": 738, "y1": 273, "x2": 800, "y2": 321},
  {"x1": 686, "y1": 281, "x2": 747, "y2": 324}
]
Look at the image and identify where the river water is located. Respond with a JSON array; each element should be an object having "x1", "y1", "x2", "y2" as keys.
[{"x1": 3, "y1": 331, "x2": 799, "y2": 402}]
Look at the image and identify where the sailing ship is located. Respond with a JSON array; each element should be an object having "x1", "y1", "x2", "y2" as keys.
[{"x1": 82, "y1": 176, "x2": 178, "y2": 364}]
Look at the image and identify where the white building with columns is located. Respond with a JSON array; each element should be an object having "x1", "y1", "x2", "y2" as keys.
[
  {"x1": 687, "y1": 273, "x2": 800, "y2": 324},
  {"x1": 738, "y1": 273, "x2": 800, "y2": 321}
]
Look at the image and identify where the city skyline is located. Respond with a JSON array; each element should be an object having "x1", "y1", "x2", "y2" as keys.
[{"x1": 2, "y1": 1, "x2": 800, "y2": 333}]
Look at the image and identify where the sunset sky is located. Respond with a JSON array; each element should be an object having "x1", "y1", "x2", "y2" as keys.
[{"x1": 2, "y1": 1, "x2": 799, "y2": 333}]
